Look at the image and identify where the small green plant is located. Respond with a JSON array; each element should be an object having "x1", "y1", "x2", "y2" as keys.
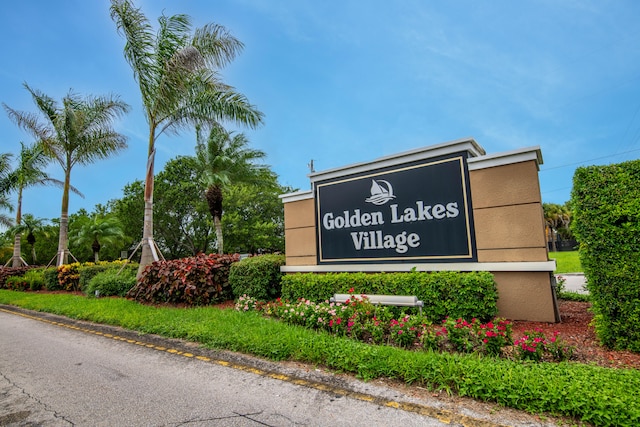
[{"x1": 86, "y1": 266, "x2": 137, "y2": 298}]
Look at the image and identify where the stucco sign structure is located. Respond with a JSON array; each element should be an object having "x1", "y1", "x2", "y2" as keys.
[
  {"x1": 316, "y1": 153, "x2": 477, "y2": 263},
  {"x1": 279, "y1": 138, "x2": 560, "y2": 322}
]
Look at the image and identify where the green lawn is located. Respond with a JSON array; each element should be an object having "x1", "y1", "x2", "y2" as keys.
[{"x1": 549, "y1": 250, "x2": 582, "y2": 273}]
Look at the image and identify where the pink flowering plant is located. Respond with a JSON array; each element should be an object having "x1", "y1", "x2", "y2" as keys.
[
  {"x1": 435, "y1": 317, "x2": 512, "y2": 356},
  {"x1": 234, "y1": 289, "x2": 574, "y2": 364},
  {"x1": 514, "y1": 328, "x2": 574, "y2": 362},
  {"x1": 389, "y1": 315, "x2": 426, "y2": 348}
]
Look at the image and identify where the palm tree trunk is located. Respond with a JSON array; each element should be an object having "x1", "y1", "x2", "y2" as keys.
[
  {"x1": 11, "y1": 234, "x2": 24, "y2": 267},
  {"x1": 56, "y1": 169, "x2": 71, "y2": 267},
  {"x1": 214, "y1": 214, "x2": 223, "y2": 255},
  {"x1": 12, "y1": 188, "x2": 26, "y2": 267},
  {"x1": 137, "y1": 138, "x2": 158, "y2": 278}
]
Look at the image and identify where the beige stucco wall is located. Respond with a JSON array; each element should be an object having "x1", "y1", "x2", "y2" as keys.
[
  {"x1": 283, "y1": 198, "x2": 317, "y2": 265},
  {"x1": 282, "y1": 156, "x2": 558, "y2": 322},
  {"x1": 469, "y1": 160, "x2": 548, "y2": 263}
]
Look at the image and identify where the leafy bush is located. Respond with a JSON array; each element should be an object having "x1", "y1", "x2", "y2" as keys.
[
  {"x1": 571, "y1": 160, "x2": 640, "y2": 351},
  {"x1": 128, "y1": 253, "x2": 240, "y2": 306},
  {"x1": 0, "y1": 266, "x2": 32, "y2": 288},
  {"x1": 57, "y1": 262, "x2": 81, "y2": 291},
  {"x1": 86, "y1": 265, "x2": 137, "y2": 298},
  {"x1": 4, "y1": 275, "x2": 29, "y2": 291},
  {"x1": 43, "y1": 267, "x2": 61, "y2": 291},
  {"x1": 22, "y1": 268, "x2": 47, "y2": 291},
  {"x1": 280, "y1": 271, "x2": 498, "y2": 322},
  {"x1": 79, "y1": 261, "x2": 137, "y2": 293},
  {"x1": 228, "y1": 254, "x2": 285, "y2": 300}
]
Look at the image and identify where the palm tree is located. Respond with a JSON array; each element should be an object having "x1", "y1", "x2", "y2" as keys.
[
  {"x1": 0, "y1": 153, "x2": 13, "y2": 229},
  {"x1": 110, "y1": 0, "x2": 263, "y2": 274},
  {"x1": 195, "y1": 125, "x2": 268, "y2": 254},
  {"x1": 3, "y1": 84, "x2": 129, "y2": 266},
  {"x1": 17, "y1": 214, "x2": 49, "y2": 264},
  {"x1": 71, "y1": 215, "x2": 125, "y2": 262},
  {"x1": 1, "y1": 142, "x2": 71, "y2": 267},
  {"x1": 543, "y1": 203, "x2": 571, "y2": 252}
]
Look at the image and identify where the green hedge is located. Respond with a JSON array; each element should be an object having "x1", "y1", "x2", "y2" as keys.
[
  {"x1": 229, "y1": 254, "x2": 285, "y2": 300},
  {"x1": 86, "y1": 265, "x2": 138, "y2": 298},
  {"x1": 281, "y1": 271, "x2": 498, "y2": 322},
  {"x1": 571, "y1": 160, "x2": 640, "y2": 351}
]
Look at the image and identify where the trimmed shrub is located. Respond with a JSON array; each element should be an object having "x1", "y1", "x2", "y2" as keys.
[
  {"x1": 4, "y1": 275, "x2": 29, "y2": 291},
  {"x1": 229, "y1": 254, "x2": 285, "y2": 300},
  {"x1": 22, "y1": 268, "x2": 47, "y2": 291},
  {"x1": 43, "y1": 267, "x2": 61, "y2": 291},
  {"x1": 57, "y1": 262, "x2": 81, "y2": 291},
  {"x1": 571, "y1": 160, "x2": 640, "y2": 351},
  {"x1": 79, "y1": 261, "x2": 137, "y2": 293},
  {"x1": 280, "y1": 271, "x2": 498, "y2": 322},
  {"x1": 86, "y1": 265, "x2": 137, "y2": 298},
  {"x1": 0, "y1": 266, "x2": 32, "y2": 289},
  {"x1": 127, "y1": 253, "x2": 240, "y2": 306}
]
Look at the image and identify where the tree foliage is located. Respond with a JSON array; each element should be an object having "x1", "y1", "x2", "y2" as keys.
[
  {"x1": 110, "y1": 0, "x2": 263, "y2": 274},
  {"x1": 111, "y1": 156, "x2": 287, "y2": 259},
  {"x1": 195, "y1": 125, "x2": 269, "y2": 254},
  {"x1": 3, "y1": 84, "x2": 129, "y2": 266}
]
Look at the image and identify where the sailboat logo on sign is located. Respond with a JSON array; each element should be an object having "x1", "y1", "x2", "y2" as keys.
[{"x1": 365, "y1": 179, "x2": 396, "y2": 205}]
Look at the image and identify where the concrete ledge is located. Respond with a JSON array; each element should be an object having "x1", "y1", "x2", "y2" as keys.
[{"x1": 281, "y1": 260, "x2": 556, "y2": 273}]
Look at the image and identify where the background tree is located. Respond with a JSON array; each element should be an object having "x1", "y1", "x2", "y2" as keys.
[
  {"x1": 543, "y1": 202, "x2": 571, "y2": 252},
  {"x1": 113, "y1": 157, "x2": 213, "y2": 259},
  {"x1": 195, "y1": 125, "x2": 268, "y2": 254},
  {"x1": 1, "y1": 142, "x2": 69, "y2": 267},
  {"x1": 222, "y1": 171, "x2": 291, "y2": 254},
  {"x1": 70, "y1": 213, "x2": 125, "y2": 262},
  {"x1": 111, "y1": 156, "x2": 287, "y2": 258},
  {"x1": 3, "y1": 83, "x2": 129, "y2": 266},
  {"x1": 15, "y1": 214, "x2": 50, "y2": 264},
  {"x1": 110, "y1": 0, "x2": 263, "y2": 274}
]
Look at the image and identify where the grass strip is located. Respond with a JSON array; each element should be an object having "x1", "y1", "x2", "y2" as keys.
[
  {"x1": 549, "y1": 251, "x2": 583, "y2": 274},
  {"x1": 1, "y1": 290, "x2": 637, "y2": 427}
]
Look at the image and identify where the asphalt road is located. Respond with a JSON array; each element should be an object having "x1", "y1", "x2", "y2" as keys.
[{"x1": 0, "y1": 307, "x2": 561, "y2": 427}]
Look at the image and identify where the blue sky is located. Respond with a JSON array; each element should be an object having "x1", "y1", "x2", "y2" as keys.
[{"x1": 2, "y1": 0, "x2": 640, "y2": 223}]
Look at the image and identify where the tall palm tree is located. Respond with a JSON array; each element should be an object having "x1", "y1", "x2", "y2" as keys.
[
  {"x1": 71, "y1": 214, "x2": 125, "y2": 262},
  {"x1": 0, "y1": 153, "x2": 13, "y2": 229},
  {"x1": 3, "y1": 84, "x2": 130, "y2": 266},
  {"x1": 1, "y1": 142, "x2": 71, "y2": 267},
  {"x1": 110, "y1": 0, "x2": 263, "y2": 274},
  {"x1": 195, "y1": 125, "x2": 268, "y2": 254}
]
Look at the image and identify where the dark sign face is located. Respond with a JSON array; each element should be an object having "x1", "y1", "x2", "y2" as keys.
[{"x1": 315, "y1": 153, "x2": 476, "y2": 263}]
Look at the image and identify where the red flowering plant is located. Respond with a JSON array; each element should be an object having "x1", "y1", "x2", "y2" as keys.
[
  {"x1": 389, "y1": 315, "x2": 426, "y2": 348},
  {"x1": 436, "y1": 317, "x2": 512, "y2": 356},
  {"x1": 514, "y1": 328, "x2": 574, "y2": 362}
]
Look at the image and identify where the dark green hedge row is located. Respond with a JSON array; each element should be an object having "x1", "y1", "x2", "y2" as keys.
[
  {"x1": 229, "y1": 254, "x2": 286, "y2": 300},
  {"x1": 571, "y1": 159, "x2": 640, "y2": 351},
  {"x1": 281, "y1": 271, "x2": 498, "y2": 322}
]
